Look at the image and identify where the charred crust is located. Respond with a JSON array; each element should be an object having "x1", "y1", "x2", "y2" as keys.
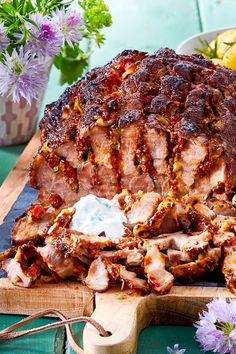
[
  {"x1": 31, "y1": 48, "x2": 236, "y2": 200},
  {"x1": 118, "y1": 109, "x2": 143, "y2": 128}
]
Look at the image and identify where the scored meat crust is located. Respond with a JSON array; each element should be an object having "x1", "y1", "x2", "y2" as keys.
[{"x1": 1, "y1": 48, "x2": 236, "y2": 295}]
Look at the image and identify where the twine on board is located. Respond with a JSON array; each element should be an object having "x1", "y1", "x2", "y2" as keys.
[{"x1": 0, "y1": 309, "x2": 110, "y2": 354}]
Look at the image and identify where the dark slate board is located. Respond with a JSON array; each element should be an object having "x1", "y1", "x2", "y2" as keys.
[
  {"x1": 0, "y1": 183, "x2": 38, "y2": 277},
  {"x1": 0, "y1": 183, "x2": 224, "y2": 286}
]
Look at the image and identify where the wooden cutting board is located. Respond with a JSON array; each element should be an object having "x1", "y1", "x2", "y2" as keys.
[{"x1": 0, "y1": 131, "x2": 235, "y2": 354}]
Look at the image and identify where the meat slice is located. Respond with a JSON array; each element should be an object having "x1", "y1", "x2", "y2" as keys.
[
  {"x1": 1, "y1": 246, "x2": 41, "y2": 287},
  {"x1": 30, "y1": 154, "x2": 79, "y2": 205},
  {"x1": 12, "y1": 195, "x2": 64, "y2": 245},
  {"x1": 2, "y1": 259, "x2": 35, "y2": 288},
  {"x1": 213, "y1": 231, "x2": 236, "y2": 247},
  {"x1": 170, "y1": 247, "x2": 221, "y2": 279},
  {"x1": 100, "y1": 248, "x2": 144, "y2": 266},
  {"x1": 119, "y1": 124, "x2": 154, "y2": 193},
  {"x1": 174, "y1": 136, "x2": 208, "y2": 194},
  {"x1": 55, "y1": 141, "x2": 79, "y2": 168},
  {"x1": 143, "y1": 231, "x2": 211, "y2": 255},
  {"x1": 194, "y1": 159, "x2": 227, "y2": 196},
  {"x1": 120, "y1": 124, "x2": 140, "y2": 189},
  {"x1": 37, "y1": 244, "x2": 86, "y2": 280},
  {"x1": 120, "y1": 248, "x2": 144, "y2": 266},
  {"x1": 76, "y1": 161, "x2": 95, "y2": 197},
  {"x1": 144, "y1": 245, "x2": 174, "y2": 294},
  {"x1": 133, "y1": 198, "x2": 179, "y2": 237},
  {"x1": 222, "y1": 247, "x2": 236, "y2": 294},
  {"x1": 213, "y1": 215, "x2": 236, "y2": 232},
  {"x1": 167, "y1": 249, "x2": 193, "y2": 266},
  {"x1": 211, "y1": 200, "x2": 236, "y2": 217},
  {"x1": 12, "y1": 214, "x2": 50, "y2": 245},
  {"x1": 209, "y1": 159, "x2": 227, "y2": 190},
  {"x1": 85, "y1": 257, "x2": 109, "y2": 292},
  {"x1": 89, "y1": 126, "x2": 119, "y2": 198},
  {"x1": 145, "y1": 128, "x2": 168, "y2": 175},
  {"x1": 46, "y1": 228, "x2": 113, "y2": 258},
  {"x1": 212, "y1": 215, "x2": 236, "y2": 246},
  {"x1": 145, "y1": 128, "x2": 169, "y2": 194},
  {"x1": 126, "y1": 192, "x2": 161, "y2": 225},
  {"x1": 193, "y1": 202, "x2": 215, "y2": 220},
  {"x1": 106, "y1": 262, "x2": 149, "y2": 294}
]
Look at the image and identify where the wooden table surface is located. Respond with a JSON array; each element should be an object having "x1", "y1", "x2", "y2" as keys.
[{"x1": 0, "y1": 0, "x2": 236, "y2": 353}]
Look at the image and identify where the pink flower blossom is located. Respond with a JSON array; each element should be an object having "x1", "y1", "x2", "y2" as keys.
[
  {"x1": 52, "y1": 7, "x2": 84, "y2": 47},
  {"x1": 25, "y1": 14, "x2": 63, "y2": 58},
  {"x1": 0, "y1": 47, "x2": 48, "y2": 103},
  {"x1": 195, "y1": 298, "x2": 236, "y2": 354}
]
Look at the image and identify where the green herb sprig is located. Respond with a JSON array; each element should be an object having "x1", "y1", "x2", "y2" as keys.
[
  {"x1": 54, "y1": 0, "x2": 112, "y2": 84},
  {"x1": 195, "y1": 35, "x2": 219, "y2": 59},
  {"x1": 0, "y1": 0, "x2": 112, "y2": 85}
]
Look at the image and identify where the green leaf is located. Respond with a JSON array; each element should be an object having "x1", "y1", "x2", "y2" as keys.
[
  {"x1": 195, "y1": 35, "x2": 219, "y2": 59},
  {"x1": 95, "y1": 31, "x2": 105, "y2": 46},
  {"x1": 54, "y1": 55, "x2": 88, "y2": 85},
  {"x1": 54, "y1": 44, "x2": 89, "y2": 85},
  {"x1": 1, "y1": 3, "x2": 16, "y2": 14},
  {"x1": 78, "y1": 0, "x2": 112, "y2": 32},
  {"x1": 25, "y1": 17, "x2": 40, "y2": 29},
  {"x1": 223, "y1": 41, "x2": 236, "y2": 46}
]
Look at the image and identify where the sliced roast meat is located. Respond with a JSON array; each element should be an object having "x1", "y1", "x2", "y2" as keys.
[
  {"x1": 170, "y1": 247, "x2": 221, "y2": 279},
  {"x1": 46, "y1": 228, "x2": 113, "y2": 258},
  {"x1": 12, "y1": 214, "x2": 50, "y2": 245},
  {"x1": 30, "y1": 154, "x2": 79, "y2": 205},
  {"x1": 2, "y1": 259, "x2": 36, "y2": 288},
  {"x1": 106, "y1": 262, "x2": 149, "y2": 294},
  {"x1": 5, "y1": 49, "x2": 236, "y2": 295},
  {"x1": 133, "y1": 199, "x2": 179, "y2": 237},
  {"x1": 144, "y1": 244, "x2": 174, "y2": 294},
  {"x1": 145, "y1": 128, "x2": 168, "y2": 175},
  {"x1": 85, "y1": 257, "x2": 109, "y2": 292},
  {"x1": 167, "y1": 249, "x2": 193, "y2": 266},
  {"x1": 120, "y1": 124, "x2": 140, "y2": 190},
  {"x1": 143, "y1": 230, "x2": 211, "y2": 255},
  {"x1": 55, "y1": 141, "x2": 79, "y2": 168},
  {"x1": 1, "y1": 246, "x2": 41, "y2": 287},
  {"x1": 222, "y1": 247, "x2": 236, "y2": 294},
  {"x1": 174, "y1": 136, "x2": 208, "y2": 194},
  {"x1": 89, "y1": 126, "x2": 119, "y2": 198},
  {"x1": 126, "y1": 192, "x2": 161, "y2": 226},
  {"x1": 100, "y1": 248, "x2": 144, "y2": 266},
  {"x1": 37, "y1": 244, "x2": 86, "y2": 279}
]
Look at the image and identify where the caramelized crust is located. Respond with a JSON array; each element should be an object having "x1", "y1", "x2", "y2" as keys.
[{"x1": 35, "y1": 49, "x2": 236, "y2": 202}]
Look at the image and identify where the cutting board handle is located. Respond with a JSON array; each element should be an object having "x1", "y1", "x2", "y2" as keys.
[
  {"x1": 83, "y1": 286, "x2": 234, "y2": 353},
  {"x1": 83, "y1": 290, "x2": 153, "y2": 354}
]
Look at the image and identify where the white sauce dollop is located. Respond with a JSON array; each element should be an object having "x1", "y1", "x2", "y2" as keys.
[{"x1": 70, "y1": 194, "x2": 127, "y2": 241}]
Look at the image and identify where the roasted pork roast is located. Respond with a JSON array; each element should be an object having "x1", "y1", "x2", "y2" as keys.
[{"x1": 1, "y1": 48, "x2": 236, "y2": 295}]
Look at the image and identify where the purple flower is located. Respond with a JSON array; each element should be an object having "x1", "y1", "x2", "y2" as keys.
[
  {"x1": 0, "y1": 47, "x2": 48, "y2": 104},
  {"x1": 167, "y1": 344, "x2": 186, "y2": 354},
  {"x1": 231, "y1": 329, "x2": 236, "y2": 342},
  {"x1": 25, "y1": 14, "x2": 63, "y2": 58},
  {"x1": 52, "y1": 7, "x2": 84, "y2": 47},
  {"x1": 0, "y1": 22, "x2": 9, "y2": 49},
  {"x1": 195, "y1": 298, "x2": 236, "y2": 353}
]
